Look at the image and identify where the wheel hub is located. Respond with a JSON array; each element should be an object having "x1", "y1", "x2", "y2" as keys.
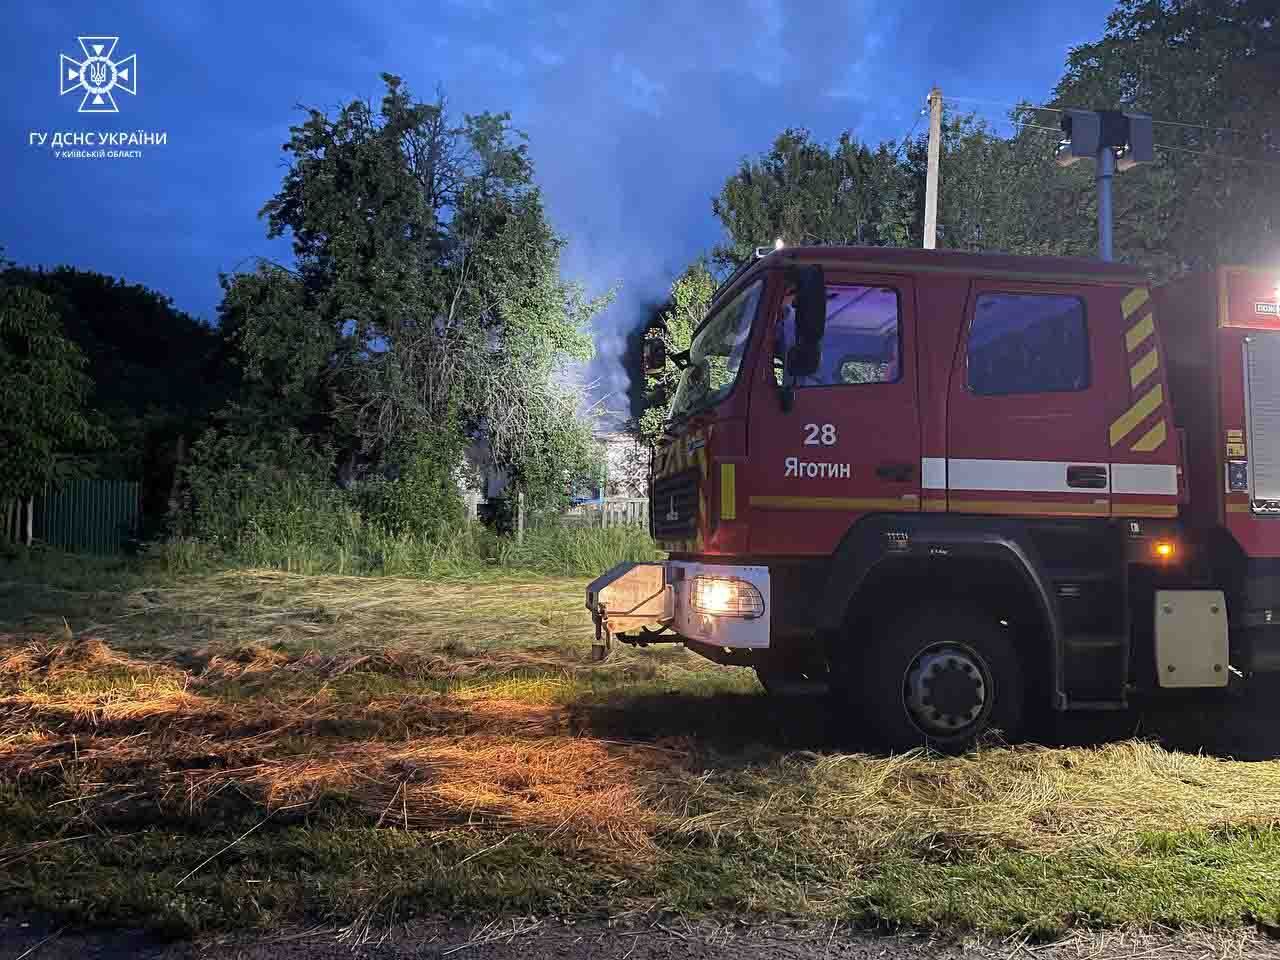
[{"x1": 903, "y1": 643, "x2": 989, "y2": 737}]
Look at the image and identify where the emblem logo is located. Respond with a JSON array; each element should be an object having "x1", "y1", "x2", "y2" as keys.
[{"x1": 60, "y1": 36, "x2": 137, "y2": 113}]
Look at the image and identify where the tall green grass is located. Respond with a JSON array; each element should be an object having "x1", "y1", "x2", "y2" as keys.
[
  {"x1": 170, "y1": 453, "x2": 662, "y2": 579},
  {"x1": 156, "y1": 514, "x2": 660, "y2": 579},
  {"x1": 497, "y1": 522, "x2": 662, "y2": 576}
]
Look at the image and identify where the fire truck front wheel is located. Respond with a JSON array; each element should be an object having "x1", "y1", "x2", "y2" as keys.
[{"x1": 840, "y1": 610, "x2": 1025, "y2": 752}]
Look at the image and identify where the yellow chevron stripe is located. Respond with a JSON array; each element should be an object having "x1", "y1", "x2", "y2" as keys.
[
  {"x1": 1122, "y1": 287, "x2": 1150, "y2": 318},
  {"x1": 1110, "y1": 384, "x2": 1163, "y2": 446},
  {"x1": 720, "y1": 463, "x2": 736, "y2": 520},
  {"x1": 1131, "y1": 419, "x2": 1168, "y2": 452},
  {"x1": 1130, "y1": 348, "x2": 1159, "y2": 389},
  {"x1": 1126, "y1": 314, "x2": 1155, "y2": 352}
]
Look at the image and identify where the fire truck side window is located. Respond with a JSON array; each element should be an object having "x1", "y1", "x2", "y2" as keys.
[
  {"x1": 775, "y1": 284, "x2": 901, "y2": 387},
  {"x1": 966, "y1": 293, "x2": 1089, "y2": 395}
]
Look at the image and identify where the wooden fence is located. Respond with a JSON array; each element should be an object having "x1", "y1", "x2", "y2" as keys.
[{"x1": 564, "y1": 497, "x2": 649, "y2": 528}]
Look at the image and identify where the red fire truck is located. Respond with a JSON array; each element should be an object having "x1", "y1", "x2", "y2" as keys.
[{"x1": 587, "y1": 246, "x2": 1280, "y2": 749}]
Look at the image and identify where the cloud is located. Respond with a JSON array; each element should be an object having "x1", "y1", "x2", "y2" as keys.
[
  {"x1": 3, "y1": 0, "x2": 1118, "y2": 419},
  {"x1": 445, "y1": 0, "x2": 891, "y2": 418}
]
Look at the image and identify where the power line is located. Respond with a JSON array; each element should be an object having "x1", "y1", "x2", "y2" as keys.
[
  {"x1": 942, "y1": 98, "x2": 1279, "y2": 171},
  {"x1": 1150, "y1": 117, "x2": 1256, "y2": 137},
  {"x1": 942, "y1": 95, "x2": 1063, "y2": 113},
  {"x1": 1154, "y1": 142, "x2": 1280, "y2": 169},
  {"x1": 944, "y1": 93, "x2": 1267, "y2": 142},
  {"x1": 892, "y1": 108, "x2": 926, "y2": 159}
]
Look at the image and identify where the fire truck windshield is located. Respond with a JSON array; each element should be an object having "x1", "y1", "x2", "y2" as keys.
[{"x1": 668, "y1": 278, "x2": 763, "y2": 423}]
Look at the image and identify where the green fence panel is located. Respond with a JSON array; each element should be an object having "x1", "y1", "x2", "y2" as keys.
[{"x1": 35, "y1": 479, "x2": 139, "y2": 554}]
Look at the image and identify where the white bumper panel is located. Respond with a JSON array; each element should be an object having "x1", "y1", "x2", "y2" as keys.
[{"x1": 669, "y1": 561, "x2": 771, "y2": 649}]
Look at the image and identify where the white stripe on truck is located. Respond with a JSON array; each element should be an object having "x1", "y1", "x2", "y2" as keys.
[
  {"x1": 1110, "y1": 463, "x2": 1178, "y2": 496},
  {"x1": 920, "y1": 458, "x2": 1177, "y2": 496}
]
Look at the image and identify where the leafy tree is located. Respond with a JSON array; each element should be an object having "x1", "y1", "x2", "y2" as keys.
[
  {"x1": 905, "y1": 112, "x2": 1101, "y2": 259},
  {"x1": 1051, "y1": 0, "x2": 1280, "y2": 275},
  {"x1": 3, "y1": 265, "x2": 229, "y2": 532},
  {"x1": 711, "y1": 130, "x2": 907, "y2": 269},
  {"x1": 0, "y1": 279, "x2": 110, "y2": 528},
  {"x1": 636, "y1": 260, "x2": 717, "y2": 444},
  {"x1": 218, "y1": 74, "x2": 607, "y2": 513}
]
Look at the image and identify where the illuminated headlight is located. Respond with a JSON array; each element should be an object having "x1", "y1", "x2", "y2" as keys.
[{"x1": 690, "y1": 576, "x2": 764, "y2": 619}]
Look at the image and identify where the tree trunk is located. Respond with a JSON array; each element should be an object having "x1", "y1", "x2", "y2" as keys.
[
  {"x1": 25, "y1": 496, "x2": 33, "y2": 547},
  {"x1": 168, "y1": 433, "x2": 187, "y2": 531}
]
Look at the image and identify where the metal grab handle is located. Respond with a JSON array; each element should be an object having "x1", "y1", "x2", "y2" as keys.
[
  {"x1": 876, "y1": 462, "x2": 915, "y2": 482},
  {"x1": 1067, "y1": 465, "x2": 1108, "y2": 489}
]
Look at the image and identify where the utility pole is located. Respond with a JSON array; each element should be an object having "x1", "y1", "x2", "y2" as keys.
[
  {"x1": 1096, "y1": 143, "x2": 1115, "y2": 261},
  {"x1": 1056, "y1": 110, "x2": 1153, "y2": 262},
  {"x1": 923, "y1": 87, "x2": 943, "y2": 250}
]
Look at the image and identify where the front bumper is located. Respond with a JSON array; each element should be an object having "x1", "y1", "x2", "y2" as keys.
[{"x1": 586, "y1": 560, "x2": 772, "y2": 653}]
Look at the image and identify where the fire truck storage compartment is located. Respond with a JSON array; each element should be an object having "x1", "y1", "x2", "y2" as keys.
[{"x1": 1244, "y1": 333, "x2": 1280, "y2": 511}]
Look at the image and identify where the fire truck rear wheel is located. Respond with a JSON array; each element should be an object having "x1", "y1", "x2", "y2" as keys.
[{"x1": 848, "y1": 610, "x2": 1025, "y2": 752}]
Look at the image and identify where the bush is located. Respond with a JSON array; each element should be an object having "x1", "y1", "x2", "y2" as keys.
[
  {"x1": 183, "y1": 428, "x2": 357, "y2": 555},
  {"x1": 354, "y1": 429, "x2": 465, "y2": 539},
  {"x1": 175, "y1": 424, "x2": 657, "y2": 579}
]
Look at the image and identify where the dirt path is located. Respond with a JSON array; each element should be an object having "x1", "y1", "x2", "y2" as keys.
[{"x1": 5, "y1": 919, "x2": 1280, "y2": 960}]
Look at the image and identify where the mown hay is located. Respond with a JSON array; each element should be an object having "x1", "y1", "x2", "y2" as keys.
[
  {"x1": 199, "y1": 642, "x2": 576, "y2": 684},
  {"x1": 0, "y1": 634, "x2": 665, "y2": 854},
  {"x1": 671, "y1": 741, "x2": 1280, "y2": 859},
  {"x1": 108, "y1": 570, "x2": 593, "y2": 654},
  {"x1": 5, "y1": 627, "x2": 1280, "y2": 873}
]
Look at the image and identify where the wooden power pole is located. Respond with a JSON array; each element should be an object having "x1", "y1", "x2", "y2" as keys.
[{"x1": 923, "y1": 87, "x2": 943, "y2": 249}]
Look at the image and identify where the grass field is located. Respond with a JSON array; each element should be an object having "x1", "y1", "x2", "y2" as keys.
[{"x1": 2, "y1": 551, "x2": 1280, "y2": 939}]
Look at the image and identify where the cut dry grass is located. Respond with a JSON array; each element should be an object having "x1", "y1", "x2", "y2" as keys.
[
  {"x1": 679, "y1": 741, "x2": 1280, "y2": 857},
  {"x1": 1, "y1": 560, "x2": 1280, "y2": 938}
]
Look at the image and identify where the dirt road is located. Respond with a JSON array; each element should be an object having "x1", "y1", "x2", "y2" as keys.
[{"x1": 5, "y1": 919, "x2": 1280, "y2": 960}]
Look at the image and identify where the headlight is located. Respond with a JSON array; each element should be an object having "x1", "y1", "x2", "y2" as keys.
[{"x1": 690, "y1": 576, "x2": 764, "y2": 619}]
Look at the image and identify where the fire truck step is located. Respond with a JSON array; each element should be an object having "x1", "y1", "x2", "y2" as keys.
[{"x1": 1062, "y1": 633, "x2": 1129, "y2": 703}]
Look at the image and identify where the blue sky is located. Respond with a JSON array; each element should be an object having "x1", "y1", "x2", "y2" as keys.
[{"x1": 4, "y1": 0, "x2": 1117, "y2": 406}]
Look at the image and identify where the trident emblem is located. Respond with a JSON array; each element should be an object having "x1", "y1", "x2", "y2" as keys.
[{"x1": 60, "y1": 36, "x2": 137, "y2": 113}]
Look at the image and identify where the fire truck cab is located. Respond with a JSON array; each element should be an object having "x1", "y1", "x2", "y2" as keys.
[{"x1": 587, "y1": 247, "x2": 1280, "y2": 749}]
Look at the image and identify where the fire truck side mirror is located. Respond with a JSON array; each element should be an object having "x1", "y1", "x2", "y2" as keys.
[
  {"x1": 787, "y1": 341, "x2": 821, "y2": 379},
  {"x1": 786, "y1": 265, "x2": 826, "y2": 378},
  {"x1": 642, "y1": 337, "x2": 666, "y2": 375}
]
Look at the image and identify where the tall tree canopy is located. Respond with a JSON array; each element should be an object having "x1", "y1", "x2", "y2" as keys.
[
  {"x1": 0, "y1": 278, "x2": 109, "y2": 509},
  {"x1": 710, "y1": 130, "x2": 911, "y2": 269},
  {"x1": 218, "y1": 74, "x2": 607, "y2": 509},
  {"x1": 3, "y1": 266, "x2": 229, "y2": 528},
  {"x1": 1051, "y1": 0, "x2": 1280, "y2": 274}
]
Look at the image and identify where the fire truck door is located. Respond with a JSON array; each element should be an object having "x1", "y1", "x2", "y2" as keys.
[
  {"x1": 747, "y1": 273, "x2": 921, "y2": 557},
  {"x1": 946, "y1": 282, "x2": 1113, "y2": 518}
]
